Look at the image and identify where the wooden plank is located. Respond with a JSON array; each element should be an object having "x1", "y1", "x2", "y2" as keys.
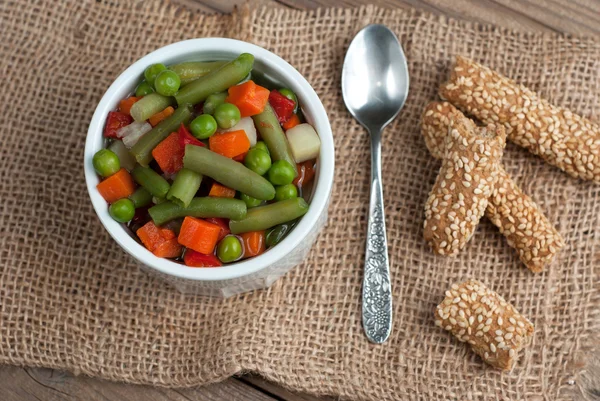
[
  {"x1": 172, "y1": 0, "x2": 600, "y2": 36},
  {"x1": 0, "y1": 366, "x2": 277, "y2": 401},
  {"x1": 240, "y1": 375, "x2": 338, "y2": 401}
]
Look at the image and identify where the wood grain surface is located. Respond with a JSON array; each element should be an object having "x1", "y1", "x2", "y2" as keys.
[{"x1": 3, "y1": 0, "x2": 599, "y2": 400}]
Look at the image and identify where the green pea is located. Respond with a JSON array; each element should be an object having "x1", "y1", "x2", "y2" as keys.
[
  {"x1": 254, "y1": 141, "x2": 270, "y2": 155},
  {"x1": 267, "y1": 160, "x2": 295, "y2": 186},
  {"x1": 93, "y1": 149, "x2": 120, "y2": 178},
  {"x1": 154, "y1": 70, "x2": 181, "y2": 97},
  {"x1": 274, "y1": 184, "x2": 298, "y2": 201},
  {"x1": 214, "y1": 103, "x2": 241, "y2": 129},
  {"x1": 241, "y1": 193, "x2": 262, "y2": 208},
  {"x1": 244, "y1": 148, "x2": 272, "y2": 176},
  {"x1": 278, "y1": 88, "x2": 298, "y2": 112},
  {"x1": 135, "y1": 81, "x2": 155, "y2": 97},
  {"x1": 190, "y1": 114, "x2": 217, "y2": 139},
  {"x1": 109, "y1": 198, "x2": 135, "y2": 223},
  {"x1": 217, "y1": 235, "x2": 242, "y2": 263},
  {"x1": 144, "y1": 63, "x2": 167, "y2": 87}
]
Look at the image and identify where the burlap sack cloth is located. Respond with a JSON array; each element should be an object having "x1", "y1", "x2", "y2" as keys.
[{"x1": 1, "y1": 1, "x2": 599, "y2": 400}]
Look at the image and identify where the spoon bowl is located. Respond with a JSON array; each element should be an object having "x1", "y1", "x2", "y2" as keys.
[
  {"x1": 341, "y1": 24, "x2": 409, "y2": 344},
  {"x1": 342, "y1": 24, "x2": 409, "y2": 131}
]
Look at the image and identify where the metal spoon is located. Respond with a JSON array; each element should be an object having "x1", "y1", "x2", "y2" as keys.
[{"x1": 341, "y1": 24, "x2": 409, "y2": 344}]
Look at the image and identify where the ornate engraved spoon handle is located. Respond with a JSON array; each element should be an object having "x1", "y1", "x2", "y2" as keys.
[{"x1": 362, "y1": 129, "x2": 392, "y2": 344}]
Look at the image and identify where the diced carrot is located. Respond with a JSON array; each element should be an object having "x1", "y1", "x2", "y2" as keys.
[
  {"x1": 209, "y1": 130, "x2": 251, "y2": 159},
  {"x1": 205, "y1": 218, "x2": 230, "y2": 242},
  {"x1": 241, "y1": 231, "x2": 266, "y2": 258},
  {"x1": 153, "y1": 238, "x2": 183, "y2": 258},
  {"x1": 96, "y1": 168, "x2": 136, "y2": 203},
  {"x1": 184, "y1": 250, "x2": 222, "y2": 267},
  {"x1": 292, "y1": 160, "x2": 315, "y2": 187},
  {"x1": 148, "y1": 106, "x2": 175, "y2": 127},
  {"x1": 208, "y1": 182, "x2": 236, "y2": 198},
  {"x1": 283, "y1": 113, "x2": 300, "y2": 130},
  {"x1": 137, "y1": 221, "x2": 162, "y2": 251},
  {"x1": 151, "y1": 132, "x2": 184, "y2": 174},
  {"x1": 118, "y1": 96, "x2": 141, "y2": 116},
  {"x1": 177, "y1": 217, "x2": 221, "y2": 254},
  {"x1": 137, "y1": 221, "x2": 179, "y2": 257},
  {"x1": 226, "y1": 80, "x2": 270, "y2": 117},
  {"x1": 232, "y1": 152, "x2": 247, "y2": 162},
  {"x1": 136, "y1": 221, "x2": 175, "y2": 251},
  {"x1": 159, "y1": 227, "x2": 176, "y2": 240}
]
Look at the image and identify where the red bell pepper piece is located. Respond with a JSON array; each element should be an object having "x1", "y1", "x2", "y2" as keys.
[
  {"x1": 205, "y1": 217, "x2": 231, "y2": 242},
  {"x1": 178, "y1": 123, "x2": 205, "y2": 148},
  {"x1": 268, "y1": 90, "x2": 295, "y2": 124},
  {"x1": 104, "y1": 111, "x2": 132, "y2": 138},
  {"x1": 292, "y1": 160, "x2": 316, "y2": 187},
  {"x1": 184, "y1": 249, "x2": 222, "y2": 267}
]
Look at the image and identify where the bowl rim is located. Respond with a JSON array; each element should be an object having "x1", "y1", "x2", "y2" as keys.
[{"x1": 84, "y1": 38, "x2": 334, "y2": 281}]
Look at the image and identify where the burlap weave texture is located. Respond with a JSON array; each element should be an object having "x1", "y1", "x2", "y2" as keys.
[{"x1": 1, "y1": 1, "x2": 598, "y2": 400}]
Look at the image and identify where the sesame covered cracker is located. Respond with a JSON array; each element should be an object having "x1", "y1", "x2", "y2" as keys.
[
  {"x1": 422, "y1": 102, "x2": 565, "y2": 272},
  {"x1": 440, "y1": 56, "x2": 600, "y2": 182},
  {"x1": 435, "y1": 279, "x2": 534, "y2": 370},
  {"x1": 423, "y1": 112, "x2": 506, "y2": 255}
]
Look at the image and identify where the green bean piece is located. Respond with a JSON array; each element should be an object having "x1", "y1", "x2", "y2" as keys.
[
  {"x1": 129, "y1": 187, "x2": 152, "y2": 208},
  {"x1": 108, "y1": 140, "x2": 136, "y2": 171},
  {"x1": 130, "y1": 93, "x2": 175, "y2": 122},
  {"x1": 202, "y1": 92, "x2": 228, "y2": 115},
  {"x1": 130, "y1": 104, "x2": 193, "y2": 166},
  {"x1": 183, "y1": 145, "x2": 275, "y2": 201},
  {"x1": 149, "y1": 197, "x2": 247, "y2": 226},
  {"x1": 131, "y1": 166, "x2": 170, "y2": 199},
  {"x1": 169, "y1": 61, "x2": 228, "y2": 86},
  {"x1": 229, "y1": 197, "x2": 308, "y2": 234},
  {"x1": 152, "y1": 196, "x2": 167, "y2": 205},
  {"x1": 174, "y1": 53, "x2": 254, "y2": 106},
  {"x1": 240, "y1": 193, "x2": 263, "y2": 208},
  {"x1": 265, "y1": 221, "x2": 297, "y2": 248},
  {"x1": 252, "y1": 103, "x2": 298, "y2": 176},
  {"x1": 166, "y1": 168, "x2": 202, "y2": 208}
]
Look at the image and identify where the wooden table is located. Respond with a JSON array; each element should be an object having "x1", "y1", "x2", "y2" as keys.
[{"x1": 3, "y1": 0, "x2": 599, "y2": 400}]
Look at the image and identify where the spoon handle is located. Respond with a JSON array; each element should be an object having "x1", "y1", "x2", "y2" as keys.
[{"x1": 362, "y1": 130, "x2": 393, "y2": 344}]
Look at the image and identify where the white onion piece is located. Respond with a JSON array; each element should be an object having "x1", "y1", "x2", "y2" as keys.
[{"x1": 118, "y1": 122, "x2": 152, "y2": 149}]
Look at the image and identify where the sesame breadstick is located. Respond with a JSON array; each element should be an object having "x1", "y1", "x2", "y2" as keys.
[
  {"x1": 423, "y1": 112, "x2": 506, "y2": 255},
  {"x1": 439, "y1": 56, "x2": 600, "y2": 182},
  {"x1": 422, "y1": 102, "x2": 565, "y2": 272},
  {"x1": 435, "y1": 279, "x2": 534, "y2": 370}
]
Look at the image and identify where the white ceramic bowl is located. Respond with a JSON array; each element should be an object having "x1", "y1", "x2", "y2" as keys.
[{"x1": 84, "y1": 38, "x2": 334, "y2": 297}]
